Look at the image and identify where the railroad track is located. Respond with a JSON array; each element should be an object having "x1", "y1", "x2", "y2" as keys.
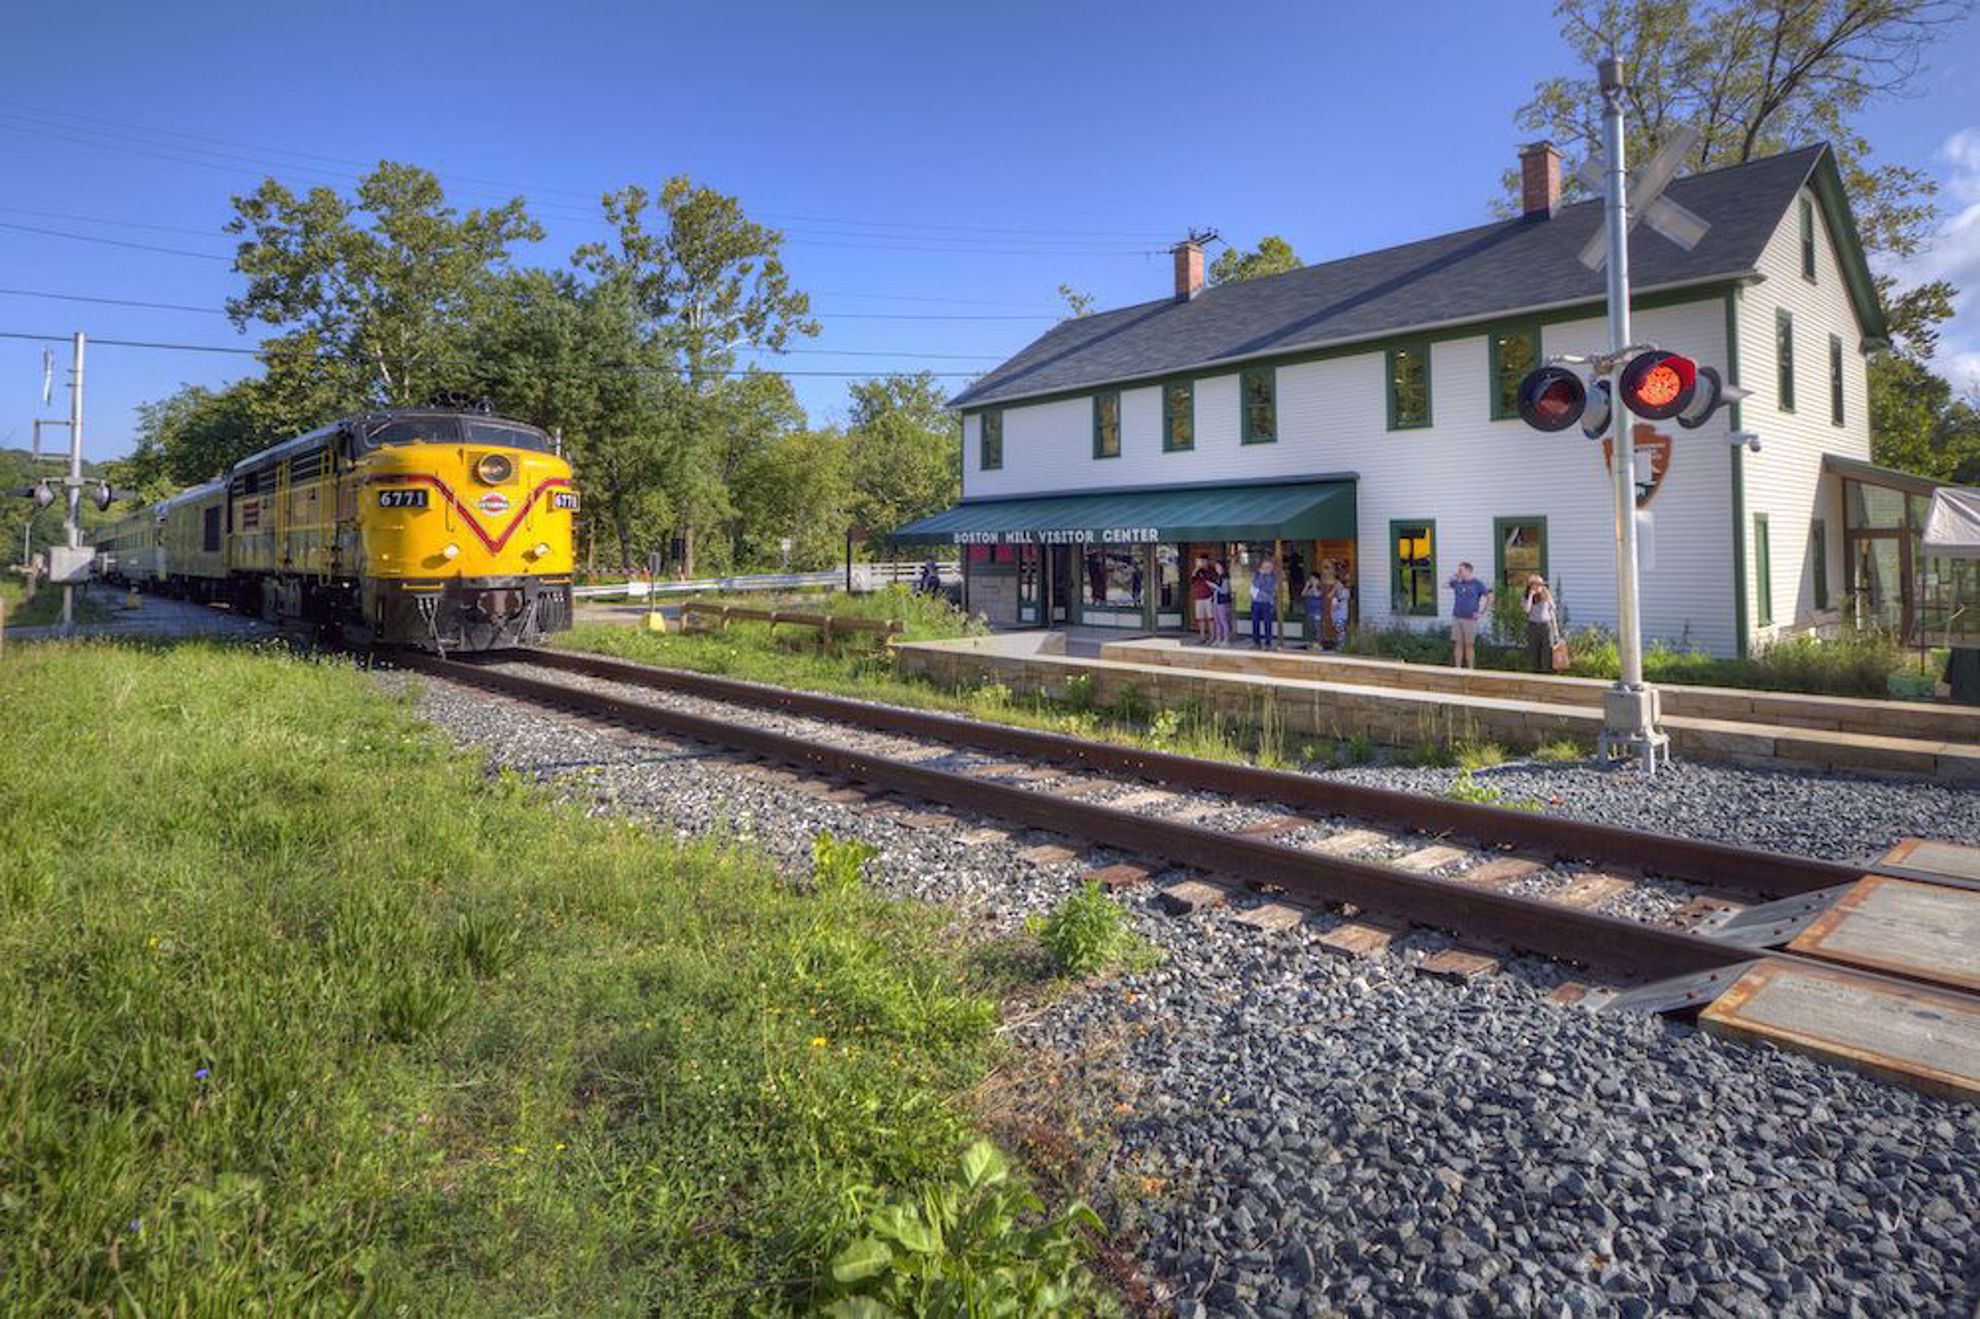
[{"x1": 391, "y1": 647, "x2": 1980, "y2": 1029}]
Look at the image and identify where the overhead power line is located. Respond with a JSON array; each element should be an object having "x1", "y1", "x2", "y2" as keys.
[
  {"x1": 0, "y1": 283, "x2": 1052, "y2": 322},
  {"x1": 0, "y1": 329, "x2": 984, "y2": 377},
  {"x1": 0, "y1": 220, "x2": 230, "y2": 261},
  {"x1": 0, "y1": 97, "x2": 1178, "y2": 244}
]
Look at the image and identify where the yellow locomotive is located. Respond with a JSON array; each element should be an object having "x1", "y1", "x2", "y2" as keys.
[{"x1": 96, "y1": 406, "x2": 577, "y2": 651}]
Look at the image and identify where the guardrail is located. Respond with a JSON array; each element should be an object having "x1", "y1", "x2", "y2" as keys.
[
  {"x1": 570, "y1": 563, "x2": 929, "y2": 601},
  {"x1": 679, "y1": 601, "x2": 900, "y2": 645}
]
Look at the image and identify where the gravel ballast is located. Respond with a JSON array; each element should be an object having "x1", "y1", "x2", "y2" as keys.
[{"x1": 394, "y1": 669, "x2": 1980, "y2": 1317}]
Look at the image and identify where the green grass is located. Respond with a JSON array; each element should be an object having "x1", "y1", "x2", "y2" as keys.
[
  {"x1": 1531, "y1": 738, "x2": 1588, "y2": 764},
  {"x1": 558, "y1": 620, "x2": 1303, "y2": 774},
  {"x1": 1344, "y1": 619, "x2": 1920, "y2": 701},
  {"x1": 0, "y1": 639, "x2": 1109, "y2": 1314},
  {"x1": 2, "y1": 581, "x2": 115, "y2": 627}
]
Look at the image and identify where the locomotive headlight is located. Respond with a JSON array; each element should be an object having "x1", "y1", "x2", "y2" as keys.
[
  {"x1": 533, "y1": 542, "x2": 552, "y2": 559},
  {"x1": 442, "y1": 542, "x2": 461, "y2": 560},
  {"x1": 475, "y1": 453, "x2": 514, "y2": 485}
]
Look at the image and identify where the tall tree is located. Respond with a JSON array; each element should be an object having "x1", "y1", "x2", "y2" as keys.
[
  {"x1": 1209, "y1": 236, "x2": 1301, "y2": 285},
  {"x1": 1510, "y1": 0, "x2": 1972, "y2": 476},
  {"x1": 226, "y1": 161, "x2": 541, "y2": 409},
  {"x1": 573, "y1": 176, "x2": 818, "y2": 572},
  {"x1": 845, "y1": 373, "x2": 961, "y2": 547}
]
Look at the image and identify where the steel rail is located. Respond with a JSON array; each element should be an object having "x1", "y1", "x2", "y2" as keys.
[
  {"x1": 507, "y1": 647, "x2": 1866, "y2": 900},
  {"x1": 399, "y1": 651, "x2": 1865, "y2": 986}
]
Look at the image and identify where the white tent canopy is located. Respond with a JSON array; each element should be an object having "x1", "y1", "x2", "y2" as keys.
[{"x1": 1923, "y1": 488, "x2": 1980, "y2": 560}]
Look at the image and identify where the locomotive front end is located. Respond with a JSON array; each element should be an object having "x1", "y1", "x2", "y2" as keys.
[{"x1": 354, "y1": 412, "x2": 577, "y2": 651}]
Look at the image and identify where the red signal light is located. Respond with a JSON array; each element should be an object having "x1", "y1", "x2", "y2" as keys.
[
  {"x1": 1619, "y1": 351, "x2": 1697, "y2": 421},
  {"x1": 1516, "y1": 366, "x2": 1588, "y2": 432}
]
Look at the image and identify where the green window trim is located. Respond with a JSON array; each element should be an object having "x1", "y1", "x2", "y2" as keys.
[
  {"x1": 1091, "y1": 391, "x2": 1121, "y2": 459},
  {"x1": 1775, "y1": 309, "x2": 1796, "y2": 414},
  {"x1": 979, "y1": 409, "x2": 1003, "y2": 471},
  {"x1": 1389, "y1": 518, "x2": 1437, "y2": 618},
  {"x1": 1386, "y1": 344, "x2": 1433, "y2": 431},
  {"x1": 1754, "y1": 513, "x2": 1773, "y2": 627},
  {"x1": 1488, "y1": 323, "x2": 1541, "y2": 421},
  {"x1": 1799, "y1": 197, "x2": 1816, "y2": 282},
  {"x1": 1240, "y1": 367, "x2": 1277, "y2": 445},
  {"x1": 1811, "y1": 518, "x2": 1829, "y2": 611},
  {"x1": 1491, "y1": 515, "x2": 1549, "y2": 595},
  {"x1": 1161, "y1": 378, "x2": 1195, "y2": 452},
  {"x1": 1828, "y1": 333, "x2": 1844, "y2": 427}
]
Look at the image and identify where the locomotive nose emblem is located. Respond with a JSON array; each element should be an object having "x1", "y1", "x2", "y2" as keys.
[{"x1": 477, "y1": 491, "x2": 512, "y2": 516}]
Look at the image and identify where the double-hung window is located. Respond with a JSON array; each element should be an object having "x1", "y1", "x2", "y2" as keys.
[
  {"x1": 1390, "y1": 520, "x2": 1436, "y2": 616},
  {"x1": 1829, "y1": 334, "x2": 1844, "y2": 426},
  {"x1": 1162, "y1": 379, "x2": 1194, "y2": 452},
  {"x1": 1092, "y1": 391, "x2": 1121, "y2": 459},
  {"x1": 1240, "y1": 368, "x2": 1276, "y2": 444},
  {"x1": 1489, "y1": 326, "x2": 1538, "y2": 420},
  {"x1": 1799, "y1": 197, "x2": 1816, "y2": 281},
  {"x1": 979, "y1": 410, "x2": 1003, "y2": 470},
  {"x1": 1776, "y1": 311, "x2": 1796, "y2": 414},
  {"x1": 1387, "y1": 344, "x2": 1431, "y2": 429}
]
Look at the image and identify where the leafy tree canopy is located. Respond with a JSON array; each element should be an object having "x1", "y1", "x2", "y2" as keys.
[
  {"x1": 227, "y1": 161, "x2": 542, "y2": 409},
  {"x1": 1208, "y1": 236, "x2": 1301, "y2": 285}
]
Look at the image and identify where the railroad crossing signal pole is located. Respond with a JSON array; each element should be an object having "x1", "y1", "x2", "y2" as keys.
[
  {"x1": 62, "y1": 331, "x2": 86, "y2": 633},
  {"x1": 1593, "y1": 58, "x2": 1669, "y2": 772}
]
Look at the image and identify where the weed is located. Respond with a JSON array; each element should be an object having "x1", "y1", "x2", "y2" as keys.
[
  {"x1": 821, "y1": 1140, "x2": 1109, "y2": 1316},
  {"x1": 1341, "y1": 734, "x2": 1375, "y2": 765},
  {"x1": 1407, "y1": 741, "x2": 1458, "y2": 769},
  {"x1": 1030, "y1": 883, "x2": 1134, "y2": 979},
  {"x1": 1443, "y1": 771, "x2": 1544, "y2": 812},
  {"x1": 1453, "y1": 740, "x2": 1509, "y2": 772},
  {"x1": 449, "y1": 906, "x2": 523, "y2": 979},
  {"x1": 813, "y1": 831, "x2": 878, "y2": 899},
  {"x1": 1146, "y1": 708, "x2": 1184, "y2": 748},
  {"x1": 1112, "y1": 682, "x2": 1151, "y2": 723},
  {"x1": 1531, "y1": 738, "x2": 1587, "y2": 763},
  {"x1": 1063, "y1": 673, "x2": 1096, "y2": 712}
]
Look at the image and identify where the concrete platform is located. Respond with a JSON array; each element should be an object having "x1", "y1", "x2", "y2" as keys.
[
  {"x1": 1101, "y1": 636, "x2": 1979, "y2": 745},
  {"x1": 893, "y1": 631, "x2": 1980, "y2": 781},
  {"x1": 1700, "y1": 959, "x2": 1980, "y2": 1101},
  {"x1": 1788, "y1": 875, "x2": 1980, "y2": 993}
]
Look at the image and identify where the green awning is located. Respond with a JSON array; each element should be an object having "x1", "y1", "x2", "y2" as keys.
[{"x1": 888, "y1": 480, "x2": 1355, "y2": 547}]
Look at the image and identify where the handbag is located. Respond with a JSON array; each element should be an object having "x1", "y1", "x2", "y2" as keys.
[{"x1": 1549, "y1": 628, "x2": 1572, "y2": 673}]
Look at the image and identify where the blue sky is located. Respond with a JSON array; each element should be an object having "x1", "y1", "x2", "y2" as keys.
[{"x1": 3, "y1": 0, "x2": 1978, "y2": 462}]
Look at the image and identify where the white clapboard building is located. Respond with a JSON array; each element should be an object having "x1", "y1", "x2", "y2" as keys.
[{"x1": 892, "y1": 142, "x2": 1936, "y2": 658}]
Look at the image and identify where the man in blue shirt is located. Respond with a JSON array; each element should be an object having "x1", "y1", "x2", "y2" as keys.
[{"x1": 1447, "y1": 561, "x2": 1492, "y2": 669}]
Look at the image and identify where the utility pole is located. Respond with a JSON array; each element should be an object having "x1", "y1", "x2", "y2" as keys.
[
  {"x1": 1595, "y1": 57, "x2": 1668, "y2": 770},
  {"x1": 62, "y1": 332, "x2": 86, "y2": 632}
]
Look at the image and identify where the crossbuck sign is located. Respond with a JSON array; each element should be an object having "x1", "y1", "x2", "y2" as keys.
[{"x1": 1577, "y1": 125, "x2": 1709, "y2": 270}]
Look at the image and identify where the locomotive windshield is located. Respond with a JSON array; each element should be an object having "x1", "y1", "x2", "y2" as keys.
[{"x1": 356, "y1": 414, "x2": 556, "y2": 454}]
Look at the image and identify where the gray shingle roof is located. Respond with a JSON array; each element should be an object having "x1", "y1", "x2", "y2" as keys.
[{"x1": 951, "y1": 145, "x2": 1849, "y2": 410}]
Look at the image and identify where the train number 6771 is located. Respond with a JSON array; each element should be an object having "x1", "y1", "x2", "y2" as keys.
[{"x1": 377, "y1": 489, "x2": 429, "y2": 508}]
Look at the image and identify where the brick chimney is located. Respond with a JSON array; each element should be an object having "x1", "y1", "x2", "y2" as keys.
[
  {"x1": 1519, "y1": 141, "x2": 1561, "y2": 220},
  {"x1": 1171, "y1": 233, "x2": 1208, "y2": 301}
]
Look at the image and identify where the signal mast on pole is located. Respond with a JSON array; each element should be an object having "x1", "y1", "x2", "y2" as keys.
[{"x1": 1510, "y1": 59, "x2": 1747, "y2": 773}]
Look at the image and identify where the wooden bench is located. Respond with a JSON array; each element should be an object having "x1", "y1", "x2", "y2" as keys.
[{"x1": 679, "y1": 602, "x2": 900, "y2": 648}]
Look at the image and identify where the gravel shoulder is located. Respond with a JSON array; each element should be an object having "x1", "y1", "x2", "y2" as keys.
[{"x1": 390, "y1": 669, "x2": 1980, "y2": 1319}]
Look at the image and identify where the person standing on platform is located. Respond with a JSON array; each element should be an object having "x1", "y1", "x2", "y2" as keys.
[
  {"x1": 1212, "y1": 561, "x2": 1234, "y2": 645},
  {"x1": 1301, "y1": 573, "x2": 1326, "y2": 650},
  {"x1": 1446, "y1": 561, "x2": 1492, "y2": 669},
  {"x1": 1328, "y1": 574, "x2": 1351, "y2": 651},
  {"x1": 1522, "y1": 575, "x2": 1556, "y2": 673},
  {"x1": 1189, "y1": 555, "x2": 1216, "y2": 643},
  {"x1": 1250, "y1": 554, "x2": 1281, "y2": 650}
]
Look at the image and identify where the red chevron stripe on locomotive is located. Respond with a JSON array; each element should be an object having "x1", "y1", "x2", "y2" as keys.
[{"x1": 367, "y1": 473, "x2": 572, "y2": 553}]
